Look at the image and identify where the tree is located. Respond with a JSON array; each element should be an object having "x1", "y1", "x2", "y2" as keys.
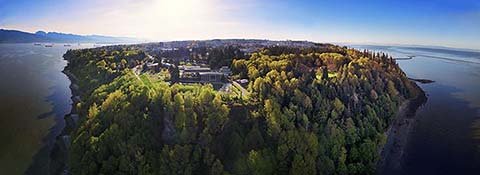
[
  {"x1": 387, "y1": 80, "x2": 399, "y2": 97},
  {"x1": 264, "y1": 99, "x2": 282, "y2": 137},
  {"x1": 244, "y1": 124, "x2": 265, "y2": 150},
  {"x1": 247, "y1": 150, "x2": 275, "y2": 175},
  {"x1": 210, "y1": 159, "x2": 224, "y2": 175},
  {"x1": 173, "y1": 93, "x2": 186, "y2": 129}
]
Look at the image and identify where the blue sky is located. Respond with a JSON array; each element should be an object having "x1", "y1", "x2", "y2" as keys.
[{"x1": 0, "y1": 0, "x2": 479, "y2": 49}]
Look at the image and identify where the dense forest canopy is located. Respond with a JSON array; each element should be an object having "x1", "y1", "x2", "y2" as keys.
[{"x1": 63, "y1": 43, "x2": 422, "y2": 175}]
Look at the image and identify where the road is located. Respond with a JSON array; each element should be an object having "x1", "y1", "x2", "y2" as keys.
[{"x1": 232, "y1": 81, "x2": 250, "y2": 97}]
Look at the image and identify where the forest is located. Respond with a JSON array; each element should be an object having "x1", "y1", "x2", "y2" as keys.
[{"x1": 62, "y1": 43, "x2": 422, "y2": 175}]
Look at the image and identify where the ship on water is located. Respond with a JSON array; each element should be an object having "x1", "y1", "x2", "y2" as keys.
[{"x1": 44, "y1": 44, "x2": 53, "y2": 47}]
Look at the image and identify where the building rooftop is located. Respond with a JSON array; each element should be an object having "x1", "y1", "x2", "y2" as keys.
[
  {"x1": 199, "y1": 72, "x2": 225, "y2": 75},
  {"x1": 180, "y1": 65, "x2": 211, "y2": 72}
]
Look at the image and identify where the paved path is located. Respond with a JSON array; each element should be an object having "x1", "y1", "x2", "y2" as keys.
[
  {"x1": 131, "y1": 65, "x2": 144, "y2": 84},
  {"x1": 232, "y1": 81, "x2": 250, "y2": 97}
]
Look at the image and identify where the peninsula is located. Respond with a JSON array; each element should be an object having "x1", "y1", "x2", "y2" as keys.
[{"x1": 51, "y1": 40, "x2": 425, "y2": 174}]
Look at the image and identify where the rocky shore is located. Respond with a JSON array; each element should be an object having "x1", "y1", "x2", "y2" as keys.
[
  {"x1": 377, "y1": 82, "x2": 427, "y2": 174},
  {"x1": 49, "y1": 67, "x2": 82, "y2": 175}
]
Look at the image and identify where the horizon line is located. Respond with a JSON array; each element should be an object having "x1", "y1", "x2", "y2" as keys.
[{"x1": 2, "y1": 27, "x2": 479, "y2": 52}]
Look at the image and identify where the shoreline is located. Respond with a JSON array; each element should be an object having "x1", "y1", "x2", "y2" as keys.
[
  {"x1": 49, "y1": 63, "x2": 82, "y2": 174},
  {"x1": 408, "y1": 77, "x2": 435, "y2": 84},
  {"x1": 377, "y1": 82, "x2": 427, "y2": 174}
]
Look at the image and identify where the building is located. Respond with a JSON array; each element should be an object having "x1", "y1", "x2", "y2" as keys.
[
  {"x1": 181, "y1": 65, "x2": 211, "y2": 73},
  {"x1": 199, "y1": 72, "x2": 225, "y2": 82},
  {"x1": 143, "y1": 62, "x2": 160, "y2": 72},
  {"x1": 177, "y1": 65, "x2": 230, "y2": 83},
  {"x1": 237, "y1": 79, "x2": 248, "y2": 84}
]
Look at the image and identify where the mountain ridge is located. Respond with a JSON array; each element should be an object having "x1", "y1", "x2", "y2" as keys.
[{"x1": 0, "y1": 29, "x2": 141, "y2": 43}]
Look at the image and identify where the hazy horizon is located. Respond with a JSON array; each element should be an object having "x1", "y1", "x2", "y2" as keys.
[{"x1": 1, "y1": 0, "x2": 479, "y2": 49}]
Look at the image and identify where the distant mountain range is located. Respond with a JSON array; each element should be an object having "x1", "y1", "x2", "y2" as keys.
[{"x1": 0, "y1": 29, "x2": 142, "y2": 43}]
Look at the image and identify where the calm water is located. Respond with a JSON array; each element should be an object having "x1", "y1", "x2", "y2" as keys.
[
  {"x1": 352, "y1": 45, "x2": 480, "y2": 174},
  {"x1": 0, "y1": 43, "x2": 92, "y2": 174}
]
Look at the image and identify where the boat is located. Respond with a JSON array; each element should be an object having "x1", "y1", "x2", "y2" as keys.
[
  {"x1": 45, "y1": 44, "x2": 53, "y2": 47},
  {"x1": 34, "y1": 43, "x2": 42, "y2": 46},
  {"x1": 64, "y1": 44, "x2": 71, "y2": 47}
]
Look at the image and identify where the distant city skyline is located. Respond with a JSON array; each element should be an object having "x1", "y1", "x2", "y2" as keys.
[{"x1": 1, "y1": 0, "x2": 479, "y2": 49}]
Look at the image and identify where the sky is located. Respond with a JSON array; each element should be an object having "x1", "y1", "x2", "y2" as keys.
[{"x1": 0, "y1": 0, "x2": 479, "y2": 49}]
